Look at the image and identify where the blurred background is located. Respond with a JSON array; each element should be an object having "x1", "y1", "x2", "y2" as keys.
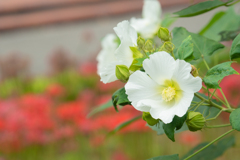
[{"x1": 0, "y1": 0, "x2": 240, "y2": 160}]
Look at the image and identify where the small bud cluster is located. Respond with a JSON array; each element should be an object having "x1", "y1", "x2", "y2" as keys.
[{"x1": 157, "y1": 27, "x2": 175, "y2": 54}]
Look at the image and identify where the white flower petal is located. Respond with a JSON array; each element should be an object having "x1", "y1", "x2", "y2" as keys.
[
  {"x1": 149, "y1": 92, "x2": 193, "y2": 124},
  {"x1": 150, "y1": 107, "x2": 175, "y2": 124},
  {"x1": 143, "y1": 51, "x2": 176, "y2": 85},
  {"x1": 130, "y1": 18, "x2": 160, "y2": 39},
  {"x1": 172, "y1": 91, "x2": 194, "y2": 117},
  {"x1": 142, "y1": 0, "x2": 162, "y2": 21},
  {"x1": 113, "y1": 20, "x2": 137, "y2": 44},
  {"x1": 114, "y1": 37, "x2": 135, "y2": 67},
  {"x1": 100, "y1": 61, "x2": 121, "y2": 84},
  {"x1": 101, "y1": 34, "x2": 118, "y2": 50},
  {"x1": 97, "y1": 34, "x2": 118, "y2": 75},
  {"x1": 125, "y1": 70, "x2": 161, "y2": 111},
  {"x1": 172, "y1": 60, "x2": 202, "y2": 93},
  {"x1": 133, "y1": 101, "x2": 151, "y2": 112}
]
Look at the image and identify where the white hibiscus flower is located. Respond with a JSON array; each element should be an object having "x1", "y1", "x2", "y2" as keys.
[
  {"x1": 125, "y1": 51, "x2": 202, "y2": 124},
  {"x1": 97, "y1": 34, "x2": 118, "y2": 76},
  {"x1": 98, "y1": 20, "x2": 138, "y2": 84},
  {"x1": 130, "y1": 0, "x2": 161, "y2": 39}
]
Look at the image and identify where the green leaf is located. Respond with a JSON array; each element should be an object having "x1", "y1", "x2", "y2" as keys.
[
  {"x1": 181, "y1": 135, "x2": 235, "y2": 160},
  {"x1": 174, "y1": 0, "x2": 233, "y2": 17},
  {"x1": 87, "y1": 100, "x2": 112, "y2": 117},
  {"x1": 230, "y1": 108, "x2": 240, "y2": 131},
  {"x1": 230, "y1": 33, "x2": 240, "y2": 60},
  {"x1": 199, "y1": 11, "x2": 226, "y2": 35},
  {"x1": 161, "y1": 14, "x2": 177, "y2": 28},
  {"x1": 147, "y1": 122, "x2": 189, "y2": 136},
  {"x1": 219, "y1": 29, "x2": 240, "y2": 41},
  {"x1": 109, "y1": 115, "x2": 141, "y2": 135},
  {"x1": 177, "y1": 35, "x2": 194, "y2": 61},
  {"x1": 202, "y1": 7, "x2": 240, "y2": 41},
  {"x1": 163, "y1": 114, "x2": 187, "y2": 142},
  {"x1": 203, "y1": 62, "x2": 239, "y2": 89},
  {"x1": 148, "y1": 154, "x2": 179, "y2": 160},
  {"x1": 172, "y1": 27, "x2": 224, "y2": 60},
  {"x1": 112, "y1": 87, "x2": 131, "y2": 111}
]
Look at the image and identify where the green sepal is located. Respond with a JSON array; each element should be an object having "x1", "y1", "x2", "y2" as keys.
[
  {"x1": 142, "y1": 112, "x2": 159, "y2": 126},
  {"x1": 130, "y1": 46, "x2": 143, "y2": 59},
  {"x1": 129, "y1": 58, "x2": 146, "y2": 72}
]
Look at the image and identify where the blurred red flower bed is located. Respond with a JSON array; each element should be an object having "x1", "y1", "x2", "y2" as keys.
[{"x1": 0, "y1": 61, "x2": 148, "y2": 151}]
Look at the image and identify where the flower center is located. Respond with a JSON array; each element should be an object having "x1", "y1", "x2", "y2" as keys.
[{"x1": 162, "y1": 87, "x2": 176, "y2": 102}]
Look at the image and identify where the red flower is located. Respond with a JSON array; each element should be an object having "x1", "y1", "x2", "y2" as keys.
[{"x1": 46, "y1": 83, "x2": 64, "y2": 97}]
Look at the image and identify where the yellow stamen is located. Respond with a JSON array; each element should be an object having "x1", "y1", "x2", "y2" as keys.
[{"x1": 162, "y1": 87, "x2": 176, "y2": 102}]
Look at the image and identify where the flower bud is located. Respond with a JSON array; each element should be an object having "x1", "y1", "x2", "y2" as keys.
[
  {"x1": 144, "y1": 40, "x2": 154, "y2": 52},
  {"x1": 190, "y1": 65, "x2": 199, "y2": 77},
  {"x1": 186, "y1": 111, "x2": 206, "y2": 132},
  {"x1": 158, "y1": 27, "x2": 171, "y2": 41},
  {"x1": 159, "y1": 41, "x2": 174, "y2": 53},
  {"x1": 142, "y1": 112, "x2": 159, "y2": 126},
  {"x1": 137, "y1": 36, "x2": 145, "y2": 48},
  {"x1": 115, "y1": 65, "x2": 130, "y2": 83}
]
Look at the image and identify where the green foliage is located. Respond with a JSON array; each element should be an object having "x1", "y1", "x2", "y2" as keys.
[
  {"x1": 148, "y1": 154, "x2": 179, "y2": 160},
  {"x1": 147, "y1": 122, "x2": 188, "y2": 136},
  {"x1": 199, "y1": 11, "x2": 226, "y2": 36},
  {"x1": 230, "y1": 108, "x2": 240, "y2": 131},
  {"x1": 112, "y1": 87, "x2": 131, "y2": 112},
  {"x1": 174, "y1": 0, "x2": 233, "y2": 17},
  {"x1": 109, "y1": 115, "x2": 141, "y2": 135},
  {"x1": 176, "y1": 35, "x2": 194, "y2": 61},
  {"x1": 87, "y1": 100, "x2": 112, "y2": 117},
  {"x1": 230, "y1": 33, "x2": 240, "y2": 60},
  {"x1": 181, "y1": 135, "x2": 235, "y2": 160},
  {"x1": 172, "y1": 27, "x2": 224, "y2": 60},
  {"x1": 163, "y1": 114, "x2": 187, "y2": 142},
  {"x1": 201, "y1": 7, "x2": 240, "y2": 41},
  {"x1": 203, "y1": 62, "x2": 239, "y2": 89},
  {"x1": 219, "y1": 29, "x2": 240, "y2": 41},
  {"x1": 129, "y1": 58, "x2": 146, "y2": 71}
]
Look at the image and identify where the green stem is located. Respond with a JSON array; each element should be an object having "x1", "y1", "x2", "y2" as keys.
[
  {"x1": 202, "y1": 58, "x2": 210, "y2": 70},
  {"x1": 202, "y1": 86, "x2": 227, "y2": 106},
  {"x1": 219, "y1": 89, "x2": 232, "y2": 109},
  {"x1": 225, "y1": 0, "x2": 240, "y2": 6},
  {"x1": 184, "y1": 129, "x2": 235, "y2": 160},
  {"x1": 206, "y1": 110, "x2": 222, "y2": 121},
  {"x1": 193, "y1": 100, "x2": 205, "y2": 112},
  {"x1": 206, "y1": 124, "x2": 231, "y2": 128},
  {"x1": 194, "y1": 93, "x2": 232, "y2": 113},
  {"x1": 209, "y1": 88, "x2": 217, "y2": 100}
]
